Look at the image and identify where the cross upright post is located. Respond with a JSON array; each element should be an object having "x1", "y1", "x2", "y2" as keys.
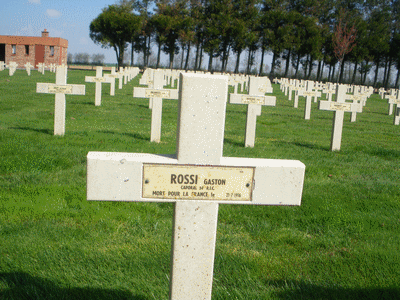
[
  {"x1": 36, "y1": 66, "x2": 85, "y2": 136},
  {"x1": 229, "y1": 76, "x2": 276, "y2": 147},
  {"x1": 133, "y1": 70, "x2": 178, "y2": 142},
  {"x1": 87, "y1": 73, "x2": 305, "y2": 300}
]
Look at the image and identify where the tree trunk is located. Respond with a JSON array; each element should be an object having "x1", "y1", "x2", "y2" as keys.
[
  {"x1": 385, "y1": 57, "x2": 392, "y2": 89},
  {"x1": 331, "y1": 63, "x2": 336, "y2": 82},
  {"x1": 294, "y1": 53, "x2": 300, "y2": 78},
  {"x1": 316, "y1": 59, "x2": 322, "y2": 81},
  {"x1": 373, "y1": 58, "x2": 380, "y2": 87},
  {"x1": 234, "y1": 49, "x2": 242, "y2": 74},
  {"x1": 395, "y1": 67, "x2": 400, "y2": 88},
  {"x1": 339, "y1": 59, "x2": 345, "y2": 83},
  {"x1": 223, "y1": 45, "x2": 230, "y2": 72},
  {"x1": 383, "y1": 57, "x2": 388, "y2": 88},
  {"x1": 246, "y1": 49, "x2": 251, "y2": 74},
  {"x1": 169, "y1": 48, "x2": 175, "y2": 69},
  {"x1": 180, "y1": 45, "x2": 185, "y2": 69},
  {"x1": 184, "y1": 41, "x2": 191, "y2": 71},
  {"x1": 307, "y1": 56, "x2": 313, "y2": 79},
  {"x1": 194, "y1": 41, "x2": 200, "y2": 71},
  {"x1": 198, "y1": 44, "x2": 203, "y2": 70},
  {"x1": 284, "y1": 49, "x2": 291, "y2": 77},
  {"x1": 208, "y1": 50, "x2": 213, "y2": 72},
  {"x1": 259, "y1": 46, "x2": 265, "y2": 76},
  {"x1": 156, "y1": 41, "x2": 161, "y2": 69},
  {"x1": 130, "y1": 42, "x2": 134, "y2": 66},
  {"x1": 270, "y1": 51, "x2": 276, "y2": 77},
  {"x1": 351, "y1": 61, "x2": 358, "y2": 84}
]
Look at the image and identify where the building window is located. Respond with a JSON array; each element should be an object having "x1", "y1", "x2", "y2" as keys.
[
  {"x1": 25, "y1": 45, "x2": 29, "y2": 55},
  {"x1": 50, "y1": 46, "x2": 54, "y2": 56},
  {"x1": 12, "y1": 45, "x2": 16, "y2": 55}
]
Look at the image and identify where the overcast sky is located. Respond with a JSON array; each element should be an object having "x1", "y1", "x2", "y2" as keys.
[{"x1": 0, "y1": 0, "x2": 122, "y2": 64}]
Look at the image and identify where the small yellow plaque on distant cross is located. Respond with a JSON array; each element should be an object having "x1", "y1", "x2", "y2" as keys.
[
  {"x1": 142, "y1": 164, "x2": 254, "y2": 201},
  {"x1": 93, "y1": 77, "x2": 105, "y2": 82},
  {"x1": 241, "y1": 96, "x2": 264, "y2": 105},
  {"x1": 330, "y1": 103, "x2": 351, "y2": 111},
  {"x1": 48, "y1": 85, "x2": 73, "y2": 94},
  {"x1": 145, "y1": 90, "x2": 170, "y2": 98}
]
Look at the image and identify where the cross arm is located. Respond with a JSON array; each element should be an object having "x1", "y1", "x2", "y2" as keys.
[
  {"x1": 87, "y1": 152, "x2": 305, "y2": 205},
  {"x1": 229, "y1": 94, "x2": 276, "y2": 106},
  {"x1": 133, "y1": 87, "x2": 179, "y2": 100},
  {"x1": 318, "y1": 100, "x2": 362, "y2": 113},
  {"x1": 36, "y1": 83, "x2": 85, "y2": 95}
]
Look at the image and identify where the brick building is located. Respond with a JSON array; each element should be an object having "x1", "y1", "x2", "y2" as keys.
[{"x1": 0, "y1": 29, "x2": 68, "y2": 68}]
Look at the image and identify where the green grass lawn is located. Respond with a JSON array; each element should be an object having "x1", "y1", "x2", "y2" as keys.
[{"x1": 0, "y1": 69, "x2": 399, "y2": 299}]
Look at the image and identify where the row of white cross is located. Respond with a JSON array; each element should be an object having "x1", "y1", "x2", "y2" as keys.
[
  {"x1": 32, "y1": 66, "x2": 306, "y2": 299},
  {"x1": 0, "y1": 60, "x2": 62, "y2": 76},
  {"x1": 134, "y1": 68, "x2": 275, "y2": 147},
  {"x1": 36, "y1": 65, "x2": 139, "y2": 135},
  {"x1": 275, "y1": 78, "x2": 389, "y2": 151}
]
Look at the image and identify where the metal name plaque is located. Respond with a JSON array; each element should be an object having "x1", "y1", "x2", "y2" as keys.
[
  {"x1": 93, "y1": 77, "x2": 105, "y2": 82},
  {"x1": 48, "y1": 84, "x2": 73, "y2": 94},
  {"x1": 330, "y1": 103, "x2": 351, "y2": 111},
  {"x1": 145, "y1": 90, "x2": 170, "y2": 98},
  {"x1": 241, "y1": 96, "x2": 264, "y2": 105},
  {"x1": 142, "y1": 164, "x2": 254, "y2": 201}
]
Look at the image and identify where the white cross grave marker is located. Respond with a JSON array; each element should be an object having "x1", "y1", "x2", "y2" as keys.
[
  {"x1": 229, "y1": 76, "x2": 276, "y2": 147},
  {"x1": 37, "y1": 63, "x2": 46, "y2": 75},
  {"x1": 385, "y1": 89, "x2": 397, "y2": 115},
  {"x1": 24, "y1": 62, "x2": 34, "y2": 76},
  {"x1": 0, "y1": 61, "x2": 7, "y2": 71},
  {"x1": 87, "y1": 73, "x2": 305, "y2": 300},
  {"x1": 85, "y1": 66, "x2": 113, "y2": 106},
  {"x1": 36, "y1": 66, "x2": 85, "y2": 136},
  {"x1": 104, "y1": 67, "x2": 118, "y2": 96},
  {"x1": 318, "y1": 84, "x2": 363, "y2": 151},
  {"x1": 133, "y1": 70, "x2": 178, "y2": 142},
  {"x1": 298, "y1": 81, "x2": 316, "y2": 120},
  {"x1": 8, "y1": 61, "x2": 18, "y2": 76}
]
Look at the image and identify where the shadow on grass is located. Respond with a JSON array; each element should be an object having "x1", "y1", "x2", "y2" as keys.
[
  {"x1": 224, "y1": 137, "x2": 244, "y2": 147},
  {"x1": 0, "y1": 272, "x2": 147, "y2": 300},
  {"x1": 8, "y1": 126, "x2": 53, "y2": 135},
  {"x1": 369, "y1": 147, "x2": 400, "y2": 160},
  {"x1": 98, "y1": 130, "x2": 149, "y2": 141},
  {"x1": 269, "y1": 279, "x2": 400, "y2": 300},
  {"x1": 280, "y1": 141, "x2": 330, "y2": 152},
  {"x1": 69, "y1": 101, "x2": 95, "y2": 105}
]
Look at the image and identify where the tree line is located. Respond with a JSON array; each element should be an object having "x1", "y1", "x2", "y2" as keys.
[{"x1": 89, "y1": 0, "x2": 400, "y2": 88}]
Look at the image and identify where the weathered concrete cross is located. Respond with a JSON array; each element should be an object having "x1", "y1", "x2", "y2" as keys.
[
  {"x1": 104, "y1": 67, "x2": 118, "y2": 96},
  {"x1": 385, "y1": 89, "x2": 397, "y2": 115},
  {"x1": 36, "y1": 66, "x2": 85, "y2": 136},
  {"x1": 8, "y1": 61, "x2": 18, "y2": 76},
  {"x1": 318, "y1": 84, "x2": 363, "y2": 151},
  {"x1": 24, "y1": 62, "x2": 34, "y2": 76},
  {"x1": 229, "y1": 76, "x2": 276, "y2": 147},
  {"x1": 85, "y1": 66, "x2": 113, "y2": 106},
  {"x1": 87, "y1": 73, "x2": 305, "y2": 300},
  {"x1": 298, "y1": 81, "x2": 316, "y2": 119},
  {"x1": 133, "y1": 69, "x2": 178, "y2": 142},
  {"x1": 37, "y1": 63, "x2": 46, "y2": 75},
  {"x1": 0, "y1": 61, "x2": 6, "y2": 71}
]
